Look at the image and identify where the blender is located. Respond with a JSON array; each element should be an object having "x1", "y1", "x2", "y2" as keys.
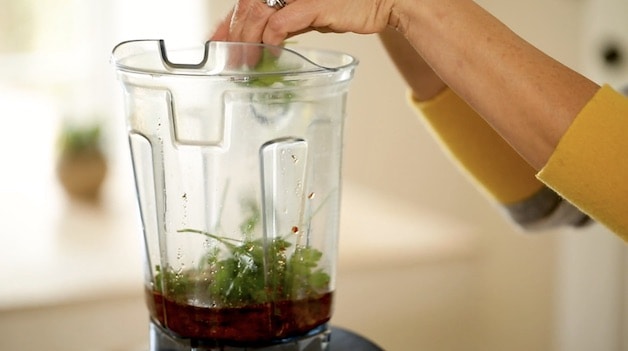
[{"x1": 112, "y1": 40, "x2": 358, "y2": 351}]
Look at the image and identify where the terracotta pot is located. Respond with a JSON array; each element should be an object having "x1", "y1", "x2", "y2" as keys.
[{"x1": 57, "y1": 150, "x2": 107, "y2": 201}]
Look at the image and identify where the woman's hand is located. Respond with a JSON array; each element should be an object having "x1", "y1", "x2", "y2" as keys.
[{"x1": 211, "y1": 0, "x2": 397, "y2": 45}]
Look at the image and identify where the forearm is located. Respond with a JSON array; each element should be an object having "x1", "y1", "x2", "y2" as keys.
[
  {"x1": 378, "y1": 26, "x2": 590, "y2": 230},
  {"x1": 413, "y1": 88, "x2": 590, "y2": 230},
  {"x1": 378, "y1": 27, "x2": 446, "y2": 101},
  {"x1": 392, "y1": 0, "x2": 600, "y2": 169}
]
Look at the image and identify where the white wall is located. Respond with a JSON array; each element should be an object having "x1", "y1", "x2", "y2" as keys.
[
  {"x1": 558, "y1": 0, "x2": 628, "y2": 350},
  {"x1": 581, "y1": 0, "x2": 628, "y2": 89}
]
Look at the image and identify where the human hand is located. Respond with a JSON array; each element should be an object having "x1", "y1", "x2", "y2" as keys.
[{"x1": 211, "y1": 0, "x2": 396, "y2": 45}]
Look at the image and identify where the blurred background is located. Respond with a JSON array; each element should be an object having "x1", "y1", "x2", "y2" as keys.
[{"x1": 1, "y1": 0, "x2": 627, "y2": 350}]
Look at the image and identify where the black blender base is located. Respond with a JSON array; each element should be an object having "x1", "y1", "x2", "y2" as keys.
[{"x1": 149, "y1": 321, "x2": 383, "y2": 351}]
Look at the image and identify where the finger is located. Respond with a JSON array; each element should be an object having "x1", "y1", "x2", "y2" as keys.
[
  {"x1": 210, "y1": 9, "x2": 233, "y2": 41},
  {"x1": 263, "y1": 0, "x2": 390, "y2": 45},
  {"x1": 263, "y1": 0, "x2": 334, "y2": 45},
  {"x1": 227, "y1": 0, "x2": 277, "y2": 43}
]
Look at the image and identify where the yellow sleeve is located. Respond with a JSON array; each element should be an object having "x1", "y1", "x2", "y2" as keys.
[
  {"x1": 412, "y1": 88, "x2": 543, "y2": 205},
  {"x1": 538, "y1": 84, "x2": 628, "y2": 240},
  {"x1": 411, "y1": 88, "x2": 590, "y2": 230}
]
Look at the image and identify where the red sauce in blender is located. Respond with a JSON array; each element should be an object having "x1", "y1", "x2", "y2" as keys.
[{"x1": 146, "y1": 289, "x2": 333, "y2": 345}]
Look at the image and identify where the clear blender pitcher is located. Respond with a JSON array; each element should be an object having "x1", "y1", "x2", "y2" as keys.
[{"x1": 112, "y1": 40, "x2": 357, "y2": 351}]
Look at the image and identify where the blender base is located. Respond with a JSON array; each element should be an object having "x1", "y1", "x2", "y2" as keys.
[{"x1": 149, "y1": 320, "x2": 331, "y2": 351}]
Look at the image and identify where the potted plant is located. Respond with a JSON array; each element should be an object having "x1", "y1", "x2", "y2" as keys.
[{"x1": 56, "y1": 121, "x2": 107, "y2": 201}]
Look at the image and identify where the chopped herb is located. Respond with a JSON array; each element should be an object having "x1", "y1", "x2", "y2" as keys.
[
  {"x1": 153, "y1": 202, "x2": 330, "y2": 308},
  {"x1": 246, "y1": 45, "x2": 296, "y2": 89}
]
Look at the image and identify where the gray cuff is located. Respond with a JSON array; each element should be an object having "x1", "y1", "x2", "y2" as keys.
[{"x1": 504, "y1": 186, "x2": 591, "y2": 231}]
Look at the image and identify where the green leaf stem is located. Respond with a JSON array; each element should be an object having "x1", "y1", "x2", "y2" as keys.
[{"x1": 153, "y1": 202, "x2": 329, "y2": 308}]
